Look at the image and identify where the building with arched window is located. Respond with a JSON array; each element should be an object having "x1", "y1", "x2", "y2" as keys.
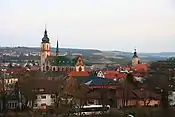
[
  {"x1": 40, "y1": 28, "x2": 91, "y2": 72},
  {"x1": 45, "y1": 55, "x2": 91, "y2": 72}
]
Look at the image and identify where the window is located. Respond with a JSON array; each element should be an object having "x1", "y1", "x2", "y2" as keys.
[
  {"x1": 53, "y1": 67, "x2": 56, "y2": 71},
  {"x1": 32, "y1": 89, "x2": 37, "y2": 92},
  {"x1": 41, "y1": 95, "x2": 46, "y2": 99},
  {"x1": 46, "y1": 66, "x2": 49, "y2": 71},
  {"x1": 47, "y1": 45, "x2": 49, "y2": 50},
  {"x1": 8, "y1": 101, "x2": 18, "y2": 109},
  {"x1": 34, "y1": 104, "x2": 38, "y2": 107},
  {"x1": 51, "y1": 94, "x2": 55, "y2": 98},
  {"x1": 41, "y1": 103, "x2": 46, "y2": 106},
  {"x1": 39, "y1": 88, "x2": 45, "y2": 92}
]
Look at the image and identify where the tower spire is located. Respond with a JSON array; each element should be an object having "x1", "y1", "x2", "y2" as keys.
[
  {"x1": 56, "y1": 38, "x2": 59, "y2": 56},
  {"x1": 45, "y1": 24, "x2": 47, "y2": 30},
  {"x1": 133, "y1": 48, "x2": 138, "y2": 58},
  {"x1": 42, "y1": 24, "x2": 49, "y2": 43},
  {"x1": 44, "y1": 24, "x2": 47, "y2": 36}
]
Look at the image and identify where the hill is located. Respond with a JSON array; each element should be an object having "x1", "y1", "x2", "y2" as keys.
[{"x1": 0, "y1": 47, "x2": 172, "y2": 64}]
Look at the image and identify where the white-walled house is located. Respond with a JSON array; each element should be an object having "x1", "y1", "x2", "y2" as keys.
[
  {"x1": 33, "y1": 94, "x2": 56, "y2": 109},
  {"x1": 169, "y1": 92, "x2": 175, "y2": 106},
  {"x1": 22, "y1": 79, "x2": 60, "y2": 109}
]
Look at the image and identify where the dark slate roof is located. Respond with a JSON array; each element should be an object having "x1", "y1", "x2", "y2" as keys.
[
  {"x1": 48, "y1": 55, "x2": 92, "y2": 66},
  {"x1": 74, "y1": 76, "x2": 116, "y2": 86},
  {"x1": 55, "y1": 56, "x2": 76, "y2": 66},
  {"x1": 133, "y1": 52, "x2": 138, "y2": 58},
  {"x1": 47, "y1": 56, "x2": 76, "y2": 66},
  {"x1": 84, "y1": 78, "x2": 116, "y2": 86},
  {"x1": 42, "y1": 30, "x2": 50, "y2": 43},
  {"x1": 74, "y1": 76, "x2": 99, "y2": 84},
  {"x1": 132, "y1": 49, "x2": 138, "y2": 58},
  {"x1": 102, "y1": 66, "x2": 118, "y2": 70}
]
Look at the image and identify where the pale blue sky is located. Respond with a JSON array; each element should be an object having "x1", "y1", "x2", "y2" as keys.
[{"x1": 0, "y1": 0, "x2": 175, "y2": 52}]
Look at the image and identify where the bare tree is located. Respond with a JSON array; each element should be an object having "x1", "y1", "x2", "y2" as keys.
[{"x1": 57, "y1": 76, "x2": 89, "y2": 117}]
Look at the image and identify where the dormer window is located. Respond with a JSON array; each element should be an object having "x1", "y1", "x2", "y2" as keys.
[{"x1": 39, "y1": 88, "x2": 45, "y2": 92}]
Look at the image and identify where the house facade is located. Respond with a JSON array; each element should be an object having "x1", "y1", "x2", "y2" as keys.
[{"x1": 34, "y1": 94, "x2": 56, "y2": 109}]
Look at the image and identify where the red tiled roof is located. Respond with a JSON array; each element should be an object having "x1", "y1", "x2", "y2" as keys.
[
  {"x1": 104, "y1": 70, "x2": 119, "y2": 79},
  {"x1": 134, "y1": 73, "x2": 146, "y2": 77},
  {"x1": 117, "y1": 73, "x2": 127, "y2": 79},
  {"x1": 103, "y1": 70, "x2": 127, "y2": 79},
  {"x1": 133, "y1": 64, "x2": 148, "y2": 72},
  {"x1": 6, "y1": 67, "x2": 28, "y2": 74},
  {"x1": 69, "y1": 71, "x2": 89, "y2": 77}
]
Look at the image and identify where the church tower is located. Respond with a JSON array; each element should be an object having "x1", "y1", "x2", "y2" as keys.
[
  {"x1": 132, "y1": 49, "x2": 139, "y2": 67},
  {"x1": 40, "y1": 28, "x2": 51, "y2": 71}
]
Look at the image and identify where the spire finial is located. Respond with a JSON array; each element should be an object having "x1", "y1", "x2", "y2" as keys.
[
  {"x1": 42, "y1": 24, "x2": 49, "y2": 43},
  {"x1": 56, "y1": 37, "x2": 59, "y2": 56},
  {"x1": 134, "y1": 46, "x2": 136, "y2": 52},
  {"x1": 45, "y1": 24, "x2": 47, "y2": 30},
  {"x1": 44, "y1": 24, "x2": 47, "y2": 36}
]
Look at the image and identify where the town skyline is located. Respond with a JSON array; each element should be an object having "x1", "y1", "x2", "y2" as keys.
[{"x1": 0, "y1": 0, "x2": 175, "y2": 53}]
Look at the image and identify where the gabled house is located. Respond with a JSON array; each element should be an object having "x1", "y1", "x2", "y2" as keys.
[{"x1": 20, "y1": 79, "x2": 62, "y2": 109}]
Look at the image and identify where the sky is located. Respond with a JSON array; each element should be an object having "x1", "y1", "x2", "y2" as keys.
[{"x1": 0, "y1": 0, "x2": 175, "y2": 53}]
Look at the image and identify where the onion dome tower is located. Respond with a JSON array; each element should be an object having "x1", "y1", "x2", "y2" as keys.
[
  {"x1": 132, "y1": 49, "x2": 139, "y2": 67},
  {"x1": 40, "y1": 27, "x2": 51, "y2": 71}
]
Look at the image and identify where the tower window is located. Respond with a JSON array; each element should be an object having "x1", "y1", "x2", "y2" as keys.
[
  {"x1": 53, "y1": 67, "x2": 56, "y2": 71},
  {"x1": 47, "y1": 45, "x2": 49, "y2": 50},
  {"x1": 43, "y1": 45, "x2": 44, "y2": 50}
]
